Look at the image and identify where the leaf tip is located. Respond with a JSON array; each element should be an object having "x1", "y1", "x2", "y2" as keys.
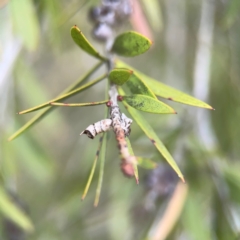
[
  {"x1": 136, "y1": 178, "x2": 139, "y2": 185},
  {"x1": 180, "y1": 176, "x2": 186, "y2": 183},
  {"x1": 211, "y1": 107, "x2": 215, "y2": 111}
]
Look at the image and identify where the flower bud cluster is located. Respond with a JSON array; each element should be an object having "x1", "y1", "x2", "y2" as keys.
[{"x1": 89, "y1": 0, "x2": 132, "y2": 42}]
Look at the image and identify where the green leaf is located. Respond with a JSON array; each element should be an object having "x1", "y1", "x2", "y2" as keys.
[
  {"x1": 111, "y1": 31, "x2": 152, "y2": 57},
  {"x1": 82, "y1": 135, "x2": 104, "y2": 201},
  {"x1": 18, "y1": 73, "x2": 107, "y2": 114},
  {"x1": 116, "y1": 60, "x2": 214, "y2": 109},
  {"x1": 94, "y1": 81, "x2": 109, "y2": 207},
  {"x1": 126, "y1": 73, "x2": 157, "y2": 99},
  {"x1": 109, "y1": 68, "x2": 133, "y2": 85},
  {"x1": 0, "y1": 186, "x2": 34, "y2": 232},
  {"x1": 50, "y1": 100, "x2": 108, "y2": 107},
  {"x1": 94, "y1": 132, "x2": 107, "y2": 207},
  {"x1": 119, "y1": 88, "x2": 184, "y2": 182},
  {"x1": 137, "y1": 157, "x2": 157, "y2": 169},
  {"x1": 8, "y1": 62, "x2": 103, "y2": 141},
  {"x1": 123, "y1": 95, "x2": 176, "y2": 114},
  {"x1": 71, "y1": 25, "x2": 106, "y2": 61}
]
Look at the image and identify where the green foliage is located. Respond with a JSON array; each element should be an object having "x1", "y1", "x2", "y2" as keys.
[
  {"x1": 109, "y1": 68, "x2": 133, "y2": 85},
  {"x1": 125, "y1": 73, "x2": 157, "y2": 99},
  {"x1": 111, "y1": 31, "x2": 152, "y2": 57},
  {"x1": 123, "y1": 95, "x2": 176, "y2": 114},
  {"x1": 137, "y1": 157, "x2": 157, "y2": 169},
  {"x1": 8, "y1": 62, "x2": 104, "y2": 141},
  {"x1": 119, "y1": 88, "x2": 184, "y2": 182},
  {"x1": 18, "y1": 74, "x2": 107, "y2": 114},
  {"x1": 50, "y1": 100, "x2": 108, "y2": 107},
  {"x1": 81, "y1": 135, "x2": 104, "y2": 201},
  {"x1": 71, "y1": 25, "x2": 106, "y2": 61},
  {"x1": 8, "y1": 1, "x2": 236, "y2": 237},
  {"x1": 116, "y1": 60, "x2": 214, "y2": 109}
]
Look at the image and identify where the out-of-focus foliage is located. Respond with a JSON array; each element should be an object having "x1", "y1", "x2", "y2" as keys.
[{"x1": 1, "y1": 0, "x2": 240, "y2": 239}]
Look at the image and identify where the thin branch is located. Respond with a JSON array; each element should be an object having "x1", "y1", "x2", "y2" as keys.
[{"x1": 107, "y1": 50, "x2": 137, "y2": 179}]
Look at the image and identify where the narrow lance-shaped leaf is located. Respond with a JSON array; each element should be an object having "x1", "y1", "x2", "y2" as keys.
[
  {"x1": 8, "y1": 62, "x2": 103, "y2": 141},
  {"x1": 119, "y1": 88, "x2": 185, "y2": 182},
  {"x1": 94, "y1": 132, "x2": 107, "y2": 207},
  {"x1": 116, "y1": 60, "x2": 214, "y2": 110},
  {"x1": 18, "y1": 73, "x2": 107, "y2": 114},
  {"x1": 126, "y1": 73, "x2": 157, "y2": 99},
  {"x1": 82, "y1": 135, "x2": 104, "y2": 201},
  {"x1": 109, "y1": 68, "x2": 133, "y2": 85},
  {"x1": 50, "y1": 100, "x2": 108, "y2": 107},
  {"x1": 123, "y1": 95, "x2": 176, "y2": 114},
  {"x1": 111, "y1": 31, "x2": 152, "y2": 57},
  {"x1": 71, "y1": 25, "x2": 107, "y2": 61},
  {"x1": 126, "y1": 137, "x2": 139, "y2": 184},
  {"x1": 0, "y1": 186, "x2": 34, "y2": 232},
  {"x1": 94, "y1": 81, "x2": 109, "y2": 207},
  {"x1": 137, "y1": 157, "x2": 157, "y2": 169}
]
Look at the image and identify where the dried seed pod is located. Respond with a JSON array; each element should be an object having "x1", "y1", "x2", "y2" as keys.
[
  {"x1": 115, "y1": 0, "x2": 132, "y2": 21},
  {"x1": 89, "y1": 6, "x2": 102, "y2": 22},
  {"x1": 80, "y1": 119, "x2": 112, "y2": 139},
  {"x1": 92, "y1": 23, "x2": 113, "y2": 42},
  {"x1": 90, "y1": 5, "x2": 116, "y2": 25}
]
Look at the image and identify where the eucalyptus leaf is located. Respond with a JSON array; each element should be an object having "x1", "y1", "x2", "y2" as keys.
[
  {"x1": 0, "y1": 186, "x2": 34, "y2": 232},
  {"x1": 119, "y1": 88, "x2": 184, "y2": 182},
  {"x1": 109, "y1": 68, "x2": 133, "y2": 85},
  {"x1": 71, "y1": 25, "x2": 106, "y2": 61},
  {"x1": 126, "y1": 73, "x2": 157, "y2": 99},
  {"x1": 111, "y1": 31, "x2": 152, "y2": 57},
  {"x1": 123, "y1": 95, "x2": 176, "y2": 114},
  {"x1": 137, "y1": 157, "x2": 157, "y2": 169},
  {"x1": 9, "y1": 62, "x2": 103, "y2": 141},
  {"x1": 116, "y1": 60, "x2": 214, "y2": 109}
]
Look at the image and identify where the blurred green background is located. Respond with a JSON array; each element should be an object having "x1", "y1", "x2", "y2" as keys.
[{"x1": 1, "y1": 0, "x2": 240, "y2": 239}]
